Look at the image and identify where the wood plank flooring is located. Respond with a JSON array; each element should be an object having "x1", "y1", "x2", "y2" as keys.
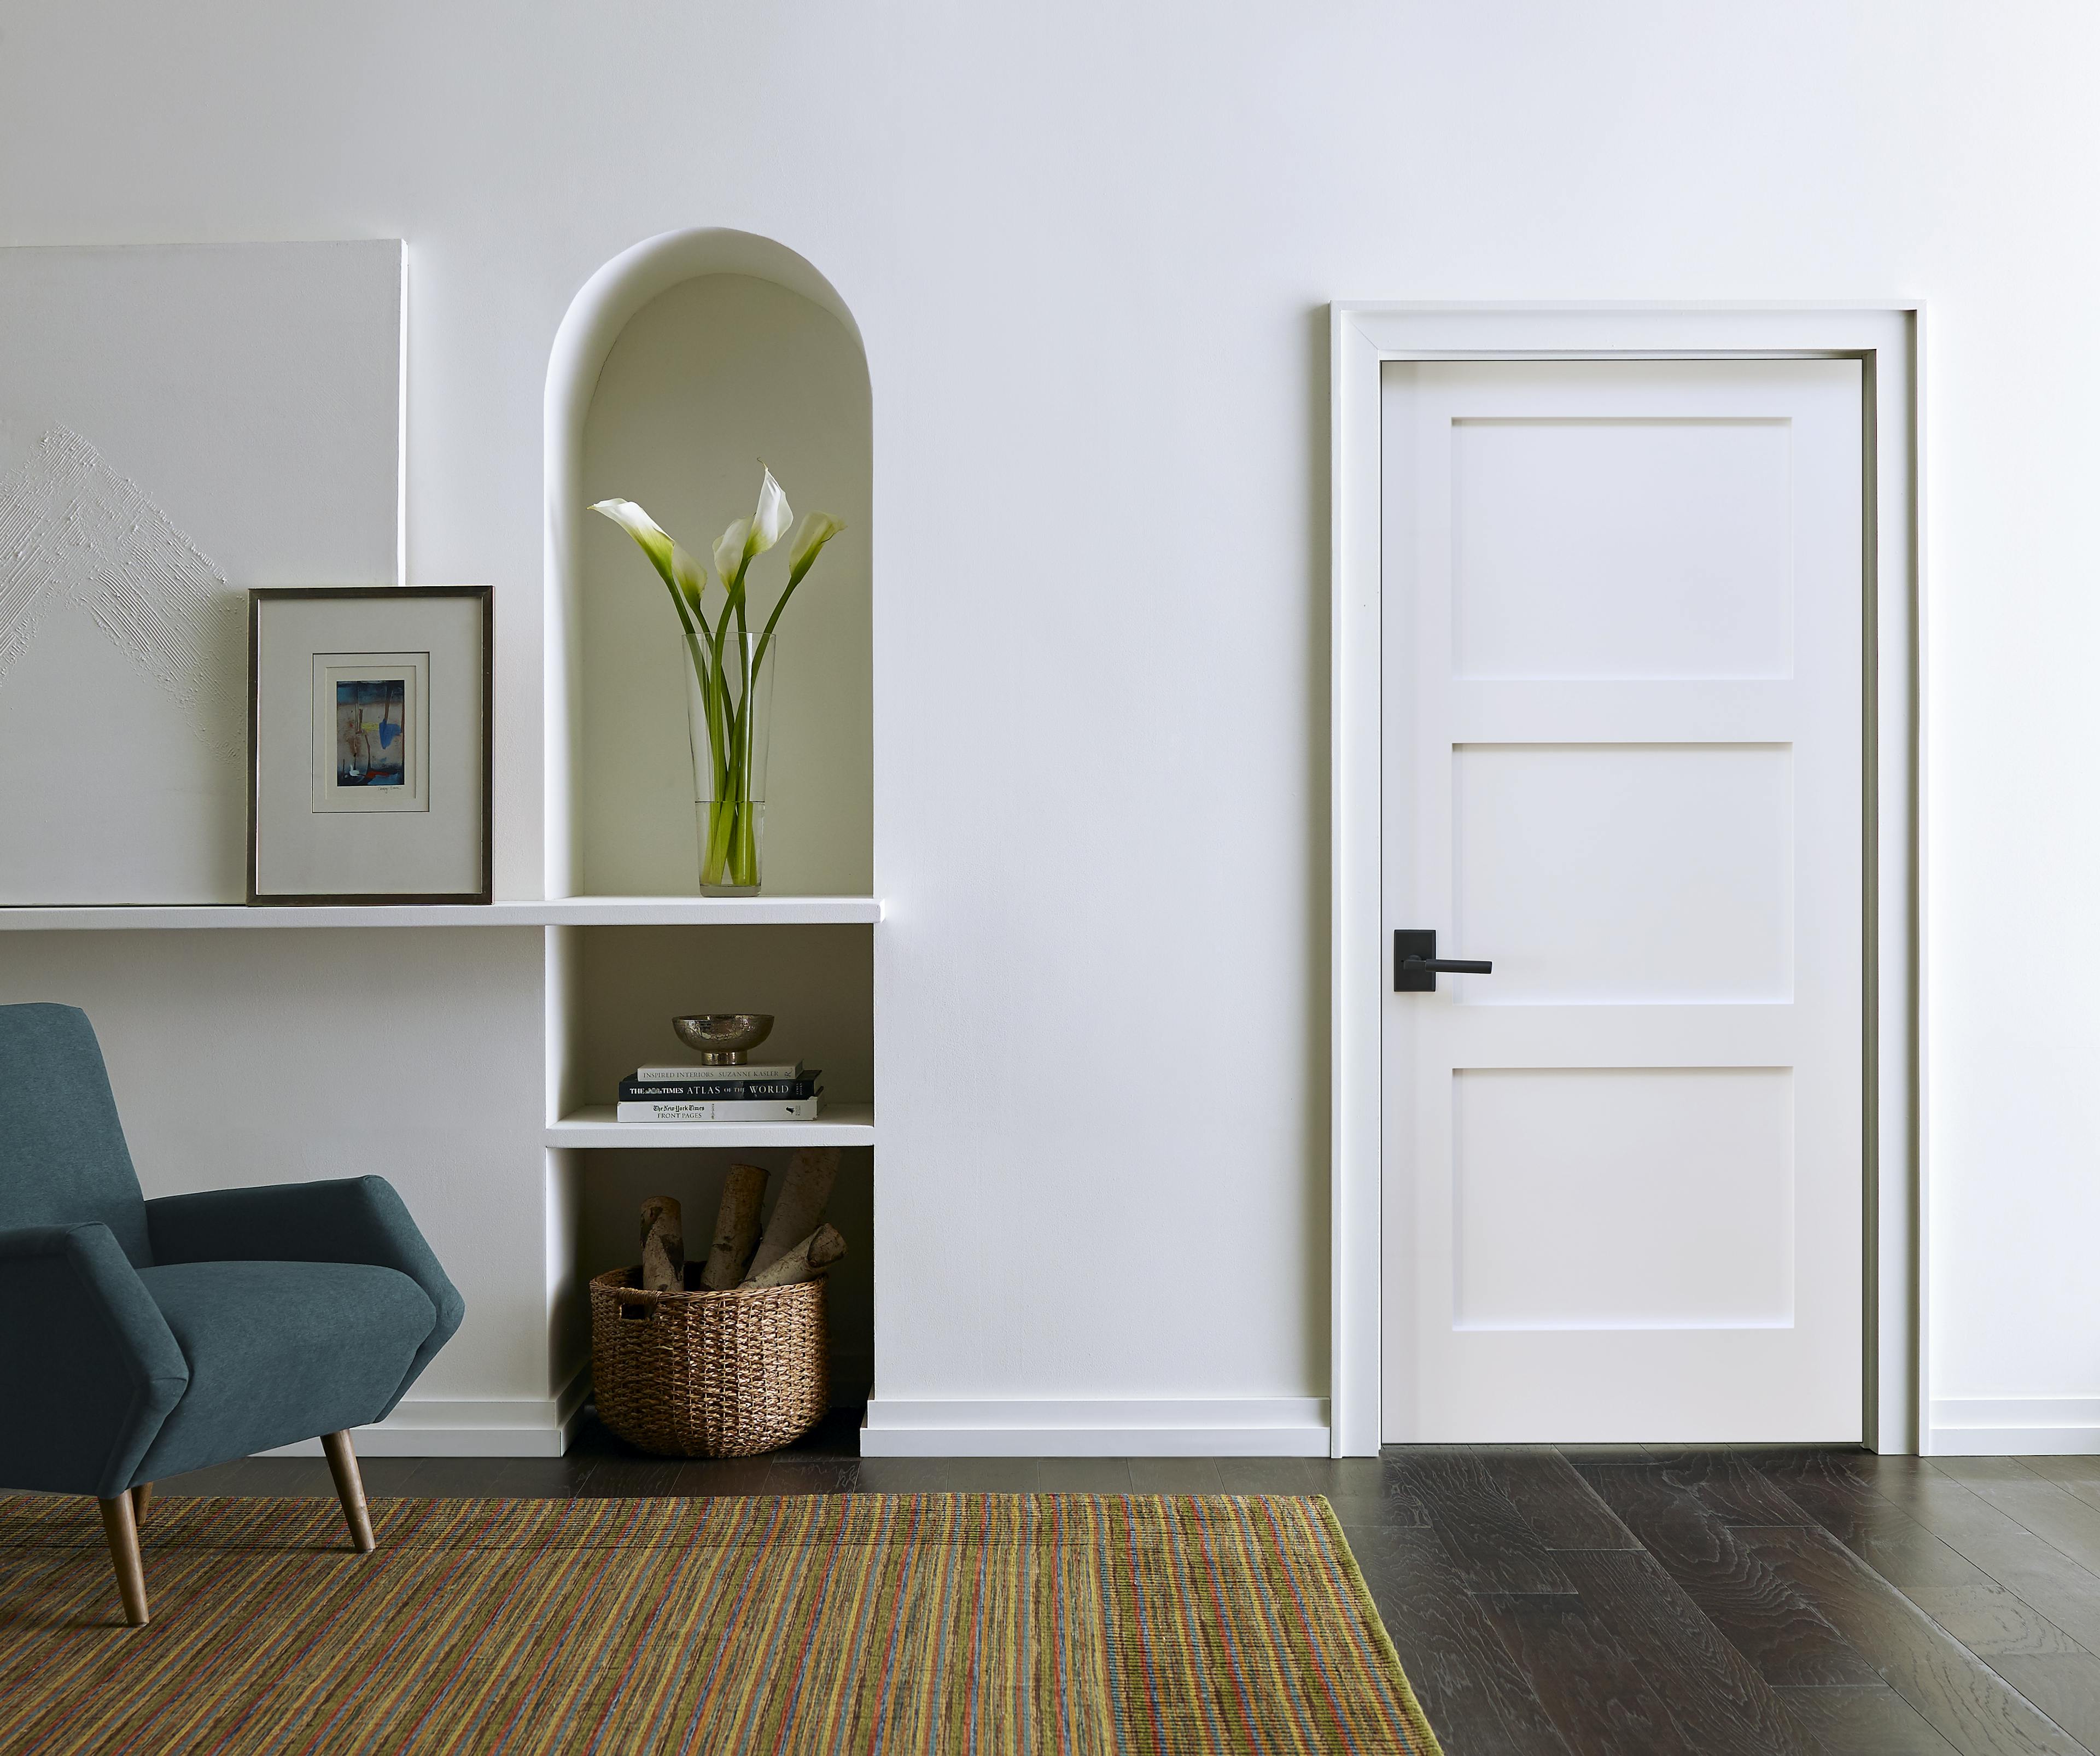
[{"x1": 150, "y1": 1425, "x2": 2100, "y2": 1755}]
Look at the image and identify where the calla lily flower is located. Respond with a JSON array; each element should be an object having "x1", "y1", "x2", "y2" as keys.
[
  {"x1": 591, "y1": 499, "x2": 705, "y2": 598},
  {"x1": 713, "y1": 518, "x2": 751, "y2": 587},
  {"x1": 785, "y1": 512, "x2": 845, "y2": 588},
  {"x1": 749, "y1": 466, "x2": 792, "y2": 556},
  {"x1": 715, "y1": 469, "x2": 795, "y2": 590}
]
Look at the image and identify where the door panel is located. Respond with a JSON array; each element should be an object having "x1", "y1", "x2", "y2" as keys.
[
  {"x1": 1451, "y1": 417, "x2": 1795, "y2": 680},
  {"x1": 1381, "y1": 358, "x2": 1863, "y2": 1444},
  {"x1": 1452, "y1": 1066, "x2": 1794, "y2": 1332},
  {"x1": 1454, "y1": 742, "x2": 1794, "y2": 1005}
]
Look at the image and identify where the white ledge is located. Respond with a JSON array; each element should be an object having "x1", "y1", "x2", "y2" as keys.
[
  {"x1": 546, "y1": 1102, "x2": 876, "y2": 1148},
  {"x1": 0, "y1": 895, "x2": 883, "y2": 930}
]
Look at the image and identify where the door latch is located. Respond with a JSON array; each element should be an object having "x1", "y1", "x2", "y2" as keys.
[{"x1": 1394, "y1": 929, "x2": 1493, "y2": 992}]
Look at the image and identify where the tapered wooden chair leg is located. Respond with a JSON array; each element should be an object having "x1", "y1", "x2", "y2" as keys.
[
  {"x1": 98, "y1": 1495, "x2": 149, "y2": 1626},
  {"x1": 322, "y1": 1431, "x2": 376, "y2": 1554},
  {"x1": 130, "y1": 1481, "x2": 154, "y2": 1528}
]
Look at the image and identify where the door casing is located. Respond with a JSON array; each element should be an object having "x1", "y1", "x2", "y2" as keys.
[{"x1": 1328, "y1": 304, "x2": 1924, "y2": 1457}]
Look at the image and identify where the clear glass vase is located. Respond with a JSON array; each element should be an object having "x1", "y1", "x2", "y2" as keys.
[{"x1": 685, "y1": 630, "x2": 775, "y2": 895}]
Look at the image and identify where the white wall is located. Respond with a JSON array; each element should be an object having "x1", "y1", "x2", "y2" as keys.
[
  {"x1": 0, "y1": 931, "x2": 553, "y2": 1433},
  {"x1": 4, "y1": 0, "x2": 2097, "y2": 1447}
]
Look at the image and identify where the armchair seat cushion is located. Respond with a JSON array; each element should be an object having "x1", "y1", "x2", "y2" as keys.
[{"x1": 131, "y1": 1261, "x2": 438, "y2": 1483}]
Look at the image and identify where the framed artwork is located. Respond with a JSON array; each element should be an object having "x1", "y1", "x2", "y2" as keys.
[{"x1": 248, "y1": 587, "x2": 491, "y2": 904}]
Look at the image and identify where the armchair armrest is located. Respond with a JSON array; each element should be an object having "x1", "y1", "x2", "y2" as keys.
[
  {"x1": 145, "y1": 1176, "x2": 463, "y2": 1415},
  {"x1": 0, "y1": 1223, "x2": 189, "y2": 1497}
]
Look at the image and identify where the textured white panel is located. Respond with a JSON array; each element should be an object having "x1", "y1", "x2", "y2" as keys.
[
  {"x1": 0, "y1": 242, "x2": 401, "y2": 902},
  {"x1": 1451, "y1": 418, "x2": 1793, "y2": 680},
  {"x1": 1454, "y1": 1067, "x2": 1794, "y2": 1330},
  {"x1": 1455, "y1": 743, "x2": 1793, "y2": 1004}
]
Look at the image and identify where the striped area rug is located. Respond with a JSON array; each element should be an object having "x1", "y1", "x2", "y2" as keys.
[{"x1": 0, "y1": 1493, "x2": 1439, "y2": 1754}]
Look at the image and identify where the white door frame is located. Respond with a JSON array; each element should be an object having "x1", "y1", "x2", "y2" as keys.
[{"x1": 1329, "y1": 304, "x2": 1925, "y2": 1457}]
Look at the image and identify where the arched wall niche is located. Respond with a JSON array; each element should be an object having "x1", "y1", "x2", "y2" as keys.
[
  {"x1": 544, "y1": 228, "x2": 872, "y2": 897},
  {"x1": 540, "y1": 231, "x2": 878, "y2": 1408}
]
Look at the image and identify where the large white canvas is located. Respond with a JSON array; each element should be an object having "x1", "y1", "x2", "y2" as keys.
[{"x1": 0, "y1": 242, "x2": 401, "y2": 902}]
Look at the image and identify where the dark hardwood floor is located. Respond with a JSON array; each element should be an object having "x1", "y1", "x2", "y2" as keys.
[{"x1": 153, "y1": 1423, "x2": 2100, "y2": 1755}]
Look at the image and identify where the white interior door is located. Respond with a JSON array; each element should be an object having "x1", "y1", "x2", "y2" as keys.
[{"x1": 1380, "y1": 358, "x2": 1864, "y2": 1444}]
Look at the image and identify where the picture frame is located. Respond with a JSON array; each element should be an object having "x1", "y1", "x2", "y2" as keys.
[{"x1": 247, "y1": 587, "x2": 492, "y2": 905}]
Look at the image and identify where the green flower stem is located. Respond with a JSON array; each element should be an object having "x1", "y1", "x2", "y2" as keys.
[
  {"x1": 696, "y1": 567, "x2": 763, "y2": 888},
  {"x1": 703, "y1": 797, "x2": 737, "y2": 888},
  {"x1": 654, "y1": 569, "x2": 732, "y2": 817},
  {"x1": 751, "y1": 571, "x2": 806, "y2": 678}
]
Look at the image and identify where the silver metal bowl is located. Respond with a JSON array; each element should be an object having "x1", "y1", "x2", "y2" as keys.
[{"x1": 670, "y1": 1013, "x2": 774, "y2": 1066}]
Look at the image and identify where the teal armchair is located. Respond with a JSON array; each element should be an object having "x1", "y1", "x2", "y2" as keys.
[{"x1": 0, "y1": 1002, "x2": 463, "y2": 1625}]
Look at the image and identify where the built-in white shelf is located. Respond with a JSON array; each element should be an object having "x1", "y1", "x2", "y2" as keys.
[
  {"x1": 546, "y1": 1103, "x2": 875, "y2": 1148},
  {"x1": 0, "y1": 896, "x2": 883, "y2": 931}
]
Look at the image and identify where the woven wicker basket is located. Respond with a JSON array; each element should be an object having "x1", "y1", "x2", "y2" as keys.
[{"x1": 589, "y1": 1266, "x2": 829, "y2": 1457}]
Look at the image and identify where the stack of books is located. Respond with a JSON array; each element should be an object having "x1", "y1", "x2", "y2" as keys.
[{"x1": 615, "y1": 1061, "x2": 824, "y2": 1123}]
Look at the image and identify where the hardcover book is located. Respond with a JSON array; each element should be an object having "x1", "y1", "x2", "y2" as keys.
[
  {"x1": 615, "y1": 1095, "x2": 826, "y2": 1124},
  {"x1": 619, "y1": 1072, "x2": 820, "y2": 1102},
  {"x1": 632, "y1": 1061, "x2": 802, "y2": 1083}
]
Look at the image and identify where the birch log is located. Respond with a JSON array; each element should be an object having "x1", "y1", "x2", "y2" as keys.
[
  {"x1": 745, "y1": 1147, "x2": 838, "y2": 1281},
  {"x1": 701, "y1": 1163, "x2": 769, "y2": 1288},
  {"x1": 639, "y1": 1195, "x2": 684, "y2": 1293},
  {"x1": 743, "y1": 1223, "x2": 847, "y2": 1288}
]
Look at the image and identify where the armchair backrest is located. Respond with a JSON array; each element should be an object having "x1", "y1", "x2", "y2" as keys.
[{"x1": 0, "y1": 1003, "x2": 151, "y2": 1267}]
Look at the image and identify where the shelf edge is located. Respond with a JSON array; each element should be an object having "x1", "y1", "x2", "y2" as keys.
[
  {"x1": 0, "y1": 896, "x2": 884, "y2": 930},
  {"x1": 545, "y1": 1103, "x2": 876, "y2": 1150}
]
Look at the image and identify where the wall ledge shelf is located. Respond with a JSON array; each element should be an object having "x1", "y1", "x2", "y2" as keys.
[
  {"x1": 0, "y1": 896, "x2": 883, "y2": 931},
  {"x1": 547, "y1": 1103, "x2": 874, "y2": 1148}
]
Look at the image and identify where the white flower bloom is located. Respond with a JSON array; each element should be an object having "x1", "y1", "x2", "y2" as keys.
[
  {"x1": 713, "y1": 518, "x2": 751, "y2": 586},
  {"x1": 591, "y1": 499, "x2": 681, "y2": 588},
  {"x1": 749, "y1": 466, "x2": 792, "y2": 555},
  {"x1": 595, "y1": 497, "x2": 709, "y2": 615},
  {"x1": 786, "y1": 512, "x2": 845, "y2": 586}
]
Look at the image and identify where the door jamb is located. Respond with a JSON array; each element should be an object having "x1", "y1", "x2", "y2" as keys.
[{"x1": 1328, "y1": 303, "x2": 1925, "y2": 1456}]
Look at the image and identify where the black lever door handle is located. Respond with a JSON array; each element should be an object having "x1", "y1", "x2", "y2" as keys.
[{"x1": 1394, "y1": 929, "x2": 1492, "y2": 992}]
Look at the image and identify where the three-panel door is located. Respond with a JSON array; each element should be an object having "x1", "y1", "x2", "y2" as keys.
[{"x1": 1380, "y1": 359, "x2": 1864, "y2": 1443}]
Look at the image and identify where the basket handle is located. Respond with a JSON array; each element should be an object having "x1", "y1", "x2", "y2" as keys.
[{"x1": 611, "y1": 1281, "x2": 667, "y2": 1321}]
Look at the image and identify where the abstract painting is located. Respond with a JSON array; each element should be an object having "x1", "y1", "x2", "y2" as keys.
[
  {"x1": 335, "y1": 678, "x2": 407, "y2": 787},
  {"x1": 311, "y1": 651, "x2": 428, "y2": 814}
]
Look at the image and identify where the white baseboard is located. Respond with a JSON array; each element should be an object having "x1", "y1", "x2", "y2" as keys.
[
  {"x1": 1930, "y1": 1398, "x2": 2100, "y2": 1455},
  {"x1": 259, "y1": 1365, "x2": 592, "y2": 1459},
  {"x1": 860, "y1": 1397, "x2": 1331, "y2": 1458}
]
